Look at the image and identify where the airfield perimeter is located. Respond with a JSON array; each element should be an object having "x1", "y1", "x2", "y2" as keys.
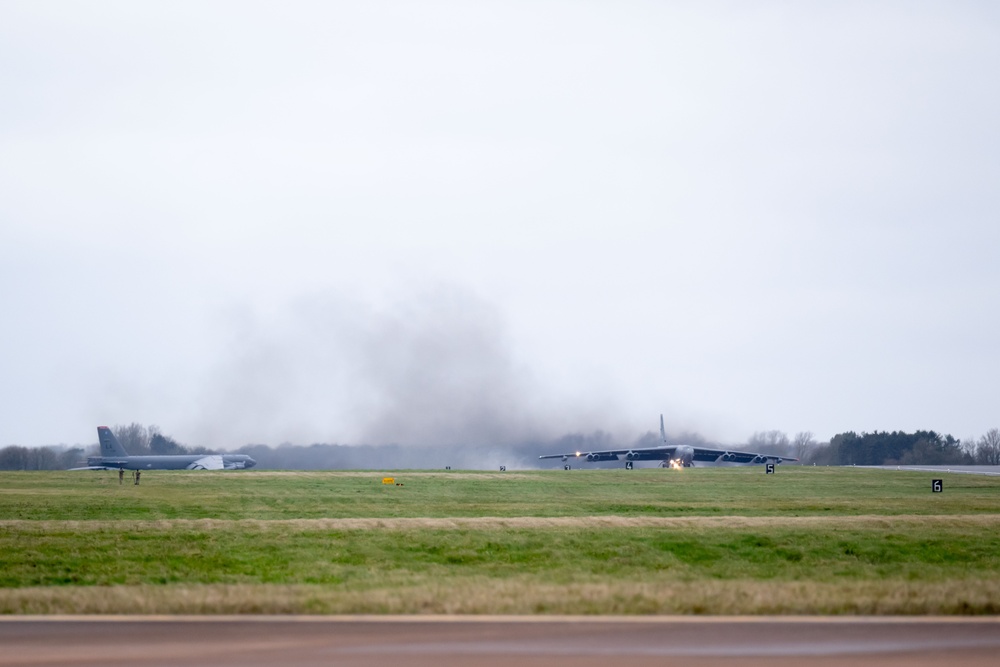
[{"x1": 0, "y1": 467, "x2": 998, "y2": 615}]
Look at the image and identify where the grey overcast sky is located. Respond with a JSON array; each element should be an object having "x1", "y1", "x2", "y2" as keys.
[{"x1": 2, "y1": 1, "x2": 998, "y2": 450}]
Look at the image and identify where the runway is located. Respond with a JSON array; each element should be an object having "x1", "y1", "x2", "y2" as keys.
[
  {"x1": 2, "y1": 616, "x2": 999, "y2": 667},
  {"x1": 861, "y1": 465, "x2": 1000, "y2": 476}
]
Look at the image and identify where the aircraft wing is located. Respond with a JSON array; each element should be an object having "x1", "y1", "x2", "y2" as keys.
[
  {"x1": 539, "y1": 445, "x2": 798, "y2": 464},
  {"x1": 539, "y1": 446, "x2": 678, "y2": 463},
  {"x1": 68, "y1": 465, "x2": 118, "y2": 471},
  {"x1": 686, "y1": 446, "x2": 798, "y2": 464},
  {"x1": 539, "y1": 416, "x2": 798, "y2": 465},
  {"x1": 187, "y1": 455, "x2": 225, "y2": 470}
]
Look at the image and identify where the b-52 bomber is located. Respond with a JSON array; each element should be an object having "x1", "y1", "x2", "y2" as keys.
[
  {"x1": 540, "y1": 415, "x2": 797, "y2": 468},
  {"x1": 77, "y1": 426, "x2": 256, "y2": 471}
]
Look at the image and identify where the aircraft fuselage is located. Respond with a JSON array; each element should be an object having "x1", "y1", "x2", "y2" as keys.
[{"x1": 86, "y1": 454, "x2": 256, "y2": 470}]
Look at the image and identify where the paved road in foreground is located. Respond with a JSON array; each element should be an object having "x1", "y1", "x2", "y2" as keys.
[{"x1": 2, "y1": 616, "x2": 998, "y2": 667}]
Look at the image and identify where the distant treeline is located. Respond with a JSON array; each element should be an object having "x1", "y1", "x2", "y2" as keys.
[
  {"x1": 806, "y1": 430, "x2": 983, "y2": 466},
  {"x1": 2, "y1": 423, "x2": 999, "y2": 470},
  {"x1": 0, "y1": 423, "x2": 212, "y2": 471},
  {"x1": 741, "y1": 428, "x2": 1000, "y2": 466},
  {"x1": 103, "y1": 423, "x2": 213, "y2": 457},
  {"x1": 0, "y1": 445, "x2": 85, "y2": 471}
]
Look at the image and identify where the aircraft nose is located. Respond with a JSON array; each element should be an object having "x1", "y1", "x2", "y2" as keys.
[{"x1": 246, "y1": 457, "x2": 257, "y2": 469}]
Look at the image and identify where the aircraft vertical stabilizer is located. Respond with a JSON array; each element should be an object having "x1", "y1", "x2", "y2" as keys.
[{"x1": 97, "y1": 426, "x2": 129, "y2": 457}]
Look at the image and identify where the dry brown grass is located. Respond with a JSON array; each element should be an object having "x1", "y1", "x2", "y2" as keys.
[
  {"x1": 3, "y1": 578, "x2": 998, "y2": 616},
  {"x1": 4, "y1": 514, "x2": 999, "y2": 533}
]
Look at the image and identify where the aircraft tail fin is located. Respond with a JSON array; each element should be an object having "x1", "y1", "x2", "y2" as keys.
[
  {"x1": 97, "y1": 426, "x2": 129, "y2": 457},
  {"x1": 660, "y1": 414, "x2": 667, "y2": 444}
]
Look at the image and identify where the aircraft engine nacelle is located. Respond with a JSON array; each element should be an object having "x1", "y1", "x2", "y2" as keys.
[
  {"x1": 753, "y1": 455, "x2": 768, "y2": 464},
  {"x1": 625, "y1": 451, "x2": 637, "y2": 461},
  {"x1": 586, "y1": 453, "x2": 599, "y2": 462},
  {"x1": 719, "y1": 452, "x2": 735, "y2": 462}
]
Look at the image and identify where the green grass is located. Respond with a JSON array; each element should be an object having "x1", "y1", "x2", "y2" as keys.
[
  {"x1": 0, "y1": 467, "x2": 996, "y2": 520},
  {"x1": 1, "y1": 467, "x2": 998, "y2": 614},
  {"x1": 3, "y1": 519, "x2": 998, "y2": 587}
]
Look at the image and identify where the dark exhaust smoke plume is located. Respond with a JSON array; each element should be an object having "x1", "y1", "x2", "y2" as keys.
[
  {"x1": 189, "y1": 288, "x2": 627, "y2": 461},
  {"x1": 184, "y1": 288, "x2": 732, "y2": 468}
]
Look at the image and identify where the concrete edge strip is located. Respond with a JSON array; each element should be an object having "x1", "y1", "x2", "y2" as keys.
[{"x1": 1, "y1": 615, "x2": 998, "y2": 624}]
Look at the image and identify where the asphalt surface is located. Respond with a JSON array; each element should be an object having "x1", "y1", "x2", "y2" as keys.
[
  {"x1": 861, "y1": 465, "x2": 1000, "y2": 476},
  {"x1": 2, "y1": 616, "x2": 999, "y2": 667}
]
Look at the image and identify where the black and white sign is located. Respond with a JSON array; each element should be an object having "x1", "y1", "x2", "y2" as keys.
[
  {"x1": 765, "y1": 463, "x2": 775, "y2": 474},
  {"x1": 499, "y1": 465, "x2": 506, "y2": 472},
  {"x1": 625, "y1": 461, "x2": 633, "y2": 470},
  {"x1": 564, "y1": 464, "x2": 571, "y2": 470},
  {"x1": 932, "y1": 479, "x2": 943, "y2": 493}
]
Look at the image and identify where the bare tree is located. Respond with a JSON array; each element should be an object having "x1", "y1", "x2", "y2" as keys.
[
  {"x1": 975, "y1": 428, "x2": 1000, "y2": 465},
  {"x1": 792, "y1": 431, "x2": 816, "y2": 460},
  {"x1": 113, "y1": 423, "x2": 152, "y2": 455},
  {"x1": 57, "y1": 447, "x2": 85, "y2": 469},
  {"x1": 0, "y1": 446, "x2": 29, "y2": 470},
  {"x1": 960, "y1": 436, "x2": 978, "y2": 458},
  {"x1": 747, "y1": 430, "x2": 791, "y2": 456},
  {"x1": 0, "y1": 445, "x2": 69, "y2": 470}
]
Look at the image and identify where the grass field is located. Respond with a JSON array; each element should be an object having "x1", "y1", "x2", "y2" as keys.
[{"x1": 1, "y1": 467, "x2": 998, "y2": 614}]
